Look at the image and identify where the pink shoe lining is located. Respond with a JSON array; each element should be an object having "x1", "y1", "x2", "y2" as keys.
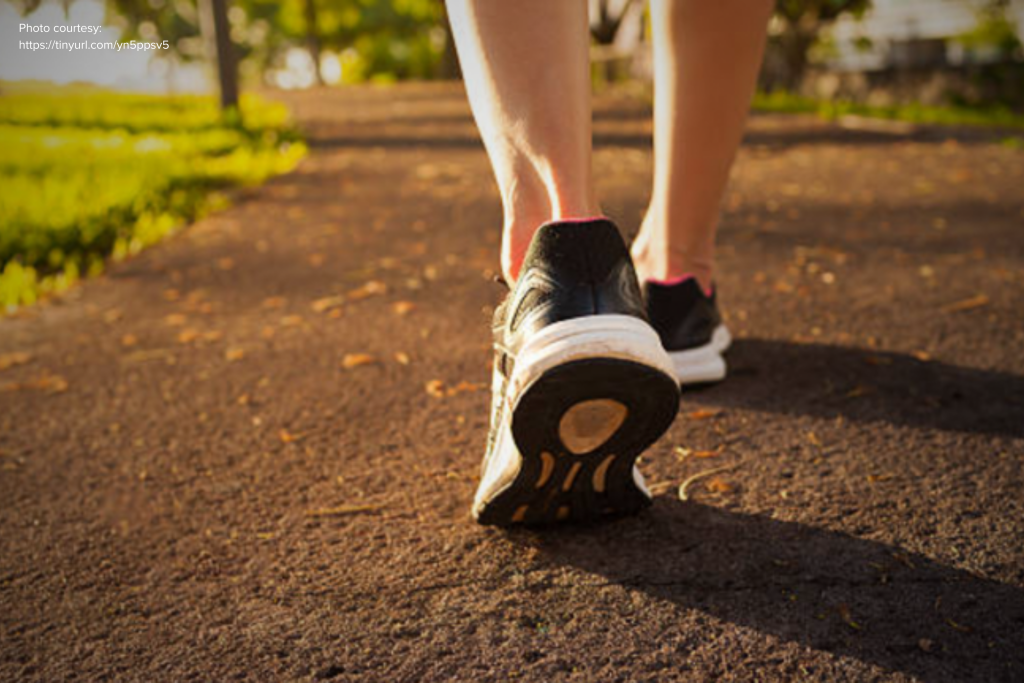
[
  {"x1": 646, "y1": 273, "x2": 713, "y2": 297},
  {"x1": 552, "y1": 215, "x2": 609, "y2": 224}
]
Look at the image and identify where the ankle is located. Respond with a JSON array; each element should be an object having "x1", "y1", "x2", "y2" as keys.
[
  {"x1": 631, "y1": 240, "x2": 714, "y2": 294},
  {"x1": 632, "y1": 215, "x2": 716, "y2": 293},
  {"x1": 502, "y1": 212, "x2": 606, "y2": 283}
]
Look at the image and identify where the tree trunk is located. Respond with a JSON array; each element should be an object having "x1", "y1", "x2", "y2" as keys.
[
  {"x1": 778, "y1": 24, "x2": 816, "y2": 93},
  {"x1": 209, "y1": 0, "x2": 239, "y2": 112},
  {"x1": 437, "y1": 3, "x2": 460, "y2": 80},
  {"x1": 304, "y1": 0, "x2": 324, "y2": 86}
]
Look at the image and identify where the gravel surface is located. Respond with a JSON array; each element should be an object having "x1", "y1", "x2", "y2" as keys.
[{"x1": 2, "y1": 83, "x2": 1022, "y2": 682}]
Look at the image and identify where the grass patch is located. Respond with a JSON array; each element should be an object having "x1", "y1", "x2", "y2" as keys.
[
  {"x1": 0, "y1": 85, "x2": 306, "y2": 311},
  {"x1": 753, "y1": 90, "x2": 1024, "y2": 130}
]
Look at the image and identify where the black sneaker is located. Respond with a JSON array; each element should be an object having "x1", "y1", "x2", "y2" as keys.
[
  {"x1": 643, "y1": 277, "x2": 732, "y2": 386},
  {"x1": 473, "y1": 219, "x2": 680, "y2": 526}
]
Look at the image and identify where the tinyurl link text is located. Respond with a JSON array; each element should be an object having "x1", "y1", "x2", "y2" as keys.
[{"x1": 19, "y1": 40, "x2": 170, "y2": 52}]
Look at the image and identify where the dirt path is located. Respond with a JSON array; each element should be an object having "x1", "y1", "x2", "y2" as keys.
[{"x1": 2, "y1": 83, "x2": 1023, "y2": 682}]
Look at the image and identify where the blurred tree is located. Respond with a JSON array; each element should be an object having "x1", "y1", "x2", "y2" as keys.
[
  {"x1": 436, "y1": 0, "x2": 459, "y2": 80},
  {"x1": 8, "y1": 0, "x2": 240, "y2": 111},
  {"x1": 8, "y1": 0, "x2": 68, "y2": 12},
  {"x1": 230, "y1": 0, "x2": 446, "y2": 82},
  {"x1": 107, "y1": 0, "x2": 237, "y2": 109},
  {"x1": 208, "y1": 0, "x2": 238, "y2": 109},
  {"x1": 303, "y1": 0, "x2": 324, "y2": 85},
  {"x1": 590, "y1": 0, "x2": 639, "y2": 46},
  {"x1": 772, "y1": 0, "x2": 871, "y2": 90},
  {"x1": 957, "y1": 0, "x2": 1022, "y2": 62},
  {"x1": 588, "y1": 0, "x2": 645, "y2": 82},
  {"x1": 11, "y1": 0, "x2": 450, "y2": 91}
]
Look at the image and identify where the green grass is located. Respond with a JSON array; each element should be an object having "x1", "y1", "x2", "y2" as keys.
[
  {"x1": 752, "y1": 90, "x2": 1024, "y2": 129},
  {"x1": 0, "y1": 86, "x2": 306, "y2": 311}
]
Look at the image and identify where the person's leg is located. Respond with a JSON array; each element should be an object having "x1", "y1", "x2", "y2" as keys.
[
  {"x1": 632, "y1": 0, "x2": 774, "y2": 292},
  {"x1": 450, "y1": 1, "x2": 681, "y2": 526},
  {"x1": 446, "y1": 0, "x2": 598, "y2": 283}
]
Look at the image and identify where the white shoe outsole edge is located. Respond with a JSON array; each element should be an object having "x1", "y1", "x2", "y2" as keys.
[
  {"x1": 508, "y1": 314, "x2": 677, "y2": 402},
  {"x1": 670, "y1": 324, "x2": 732, "y2": 386},
  {"x1": 474, "y1": 315, "x2": 676, "y2": 518}
]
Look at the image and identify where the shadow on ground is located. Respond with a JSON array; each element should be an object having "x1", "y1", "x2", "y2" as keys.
[
  {"x1": 519, "y1": 503, "x2": 1024, "y2": 682},
  {"x1": 697, "y1": 339, "x2": 1024, "y2": 439},
  {"x1": 304, "y1": 110, "x2": 1012, "y2": 152}
]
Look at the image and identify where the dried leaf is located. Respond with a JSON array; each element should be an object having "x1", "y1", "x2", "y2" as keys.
[
  {"x1": 687, "y1": 408, "x2": 721, "y2": 420},
  {"x1": 446, "y1": 381, "x2": 482, "y2": 397},
  {"x1": 394, "y1": 352, "x2": 411, "y2": 366},
  {"x1": 424, "y1": 379, "x2": 482, "y2": 397},
  {"x1": 941, "y1": 294, "x2": 989, "y2": 314},
  {"x1": 913, "y1": 350, "x2": 932, "y2": 362},
  {"x1": 311, "y1": 296, "x2": 345, "y2": 313},
  {"x1": 308, "y1": 253, "x2": 326, "y2": 267},
  {"x1": 0, "y1": 352, "x2": 32, "y2": 372},
  {"x1": 392, "y1": 301, "x2": 416, "y2": 316},
  {"x1": 177, "y1": 328, "x2": 201, "y2": 344},
  {"x1": 102, "y1": 309, "x2": 122, "y2": 324},
  {"x1": 347, "y1": 280, "x2": 387, "y2": 300},
  {"x1": 217, "y1": 257, "x2": 235, "y2": 271},
  {"x1": 3, "y1": 374, "x2": 68, "y2": 393},
  {"x1": 279, "y1": 429, "x2": 305, "y2": 444},
  {"x1": 806, "y1": 431, "x2": 822, "y2": 447},
  {"x1": 280, "y1": 315, "x2": 304, "y2": 327},
  {"x1": 866, "y1": 473, "x2": 893, "y2": 483},
  {"x1": 225, "y1": 347, "x2": 246, "y2": 362},
  {"x1": 164, "y1": 313, "x2": 187, "y2": 327},
  {"x1": 846, "y1": 385, "x2": 873, "y2": 398},
  {"x1": 647, "y1": 480, "x2": 676, "y2": 496},
  {"x1": 705, "y1": 476, "x2": 734, "y2": 493},
  {"x1": 774, "y1": 280, "x2": 795, "y2": 294},
  {"x1": 342, "y1": 353, "x2": 377, "y2": 369},
  {"x1": 120, "y1": 334, "x2": 138, "y2": 348},
  {"x1": 261, "y1": 296, "x2": 287, "y2": 309},
  {"x1": 679, "y1": 463, "x2": 740, "y2": 501},
  {"x1": 38, "y1": 375, "x2": 68, "y2": 393}
]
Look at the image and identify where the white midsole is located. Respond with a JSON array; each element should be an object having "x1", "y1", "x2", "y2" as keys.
[
  {"x1": 507, "y1": 314, "x2": 676, "y2": 405},
  {"x1": 669, "y1": 324, "x2": 732, "y2": 384},
  {"x1": 474, "y1": 315, "x2": 673, "y2": 516}
]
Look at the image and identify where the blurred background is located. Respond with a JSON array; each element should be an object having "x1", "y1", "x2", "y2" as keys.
[
  {"x1": 4, "y1": 0, "x2": 1023, "y2": 105},
  {"x1": 1, "y1": 0, "x2": 1023, "y2": 310}
]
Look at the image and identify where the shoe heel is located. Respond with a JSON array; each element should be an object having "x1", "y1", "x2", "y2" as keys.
[{"x1": 480, "y1": 316, "x2": 680, "y2": 525}]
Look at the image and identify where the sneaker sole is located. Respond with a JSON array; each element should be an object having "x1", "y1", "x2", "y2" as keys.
[
  {"x1": 474, "y1": 316, "x2": 680, "y2": 526},
  {"x1": 670, "y1": 324, "x2": 732, "y2": 386}
]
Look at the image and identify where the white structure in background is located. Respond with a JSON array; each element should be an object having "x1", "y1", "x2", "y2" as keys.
[
  {"x1": 827, "y1": 0, "x2": 1024, "y2": 71},
  {"x1": 0, "y1": 0, "x2": 209, "y2": 91},
  {"x1": 267, "y1": 49, "x2": 343, "y2": 89}
]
